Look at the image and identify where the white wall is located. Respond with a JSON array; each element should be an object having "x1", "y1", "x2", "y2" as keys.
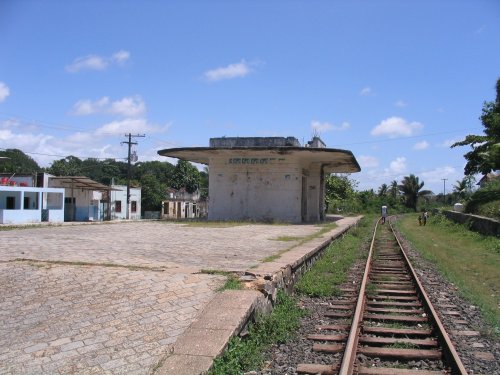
[
  {"x1": 0, "y1": 186, "x2": 64, "y2": 224},
  {"x1": 208, "y1": 155, "x2": 303, "y2": 222},
  {"x1": 110, "y1": 185, "x2": 141, "y2": 220}
]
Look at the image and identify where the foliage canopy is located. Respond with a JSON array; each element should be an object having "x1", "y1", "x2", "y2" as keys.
[{"x1": 451, "y1": 78, "x2": 500, "y2": 175}]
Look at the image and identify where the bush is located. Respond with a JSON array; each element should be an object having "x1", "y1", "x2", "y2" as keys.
[{"x1": 465, "y1": 179, "x2": 500, "y2": 220}]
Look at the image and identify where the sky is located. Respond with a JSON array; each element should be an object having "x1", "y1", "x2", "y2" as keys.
[{"x1": 1, "y1": 0, "x2": 499, "y2": 194}]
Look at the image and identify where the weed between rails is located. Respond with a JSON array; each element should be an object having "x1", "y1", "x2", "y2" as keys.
[{"x1": 208, "y1": 291, "x2": 305, "y2": 375}]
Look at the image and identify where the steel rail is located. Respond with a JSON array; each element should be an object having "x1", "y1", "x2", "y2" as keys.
[
  {"x1": 338, "y1": 216, "x2": 468, "y2": 375},
  {"x1": 389, "y1": 219, "x2": 468, "y2": 375},
  {"x1": 337, "y1": 218, "x2": 379, "y2": 374}
]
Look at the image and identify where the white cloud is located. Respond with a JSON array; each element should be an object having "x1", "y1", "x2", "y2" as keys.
[
  {"x1": 358, "y1": 155, "x2": 379, "y2": 168},
  {"x1": 204, "y1": 60, "x2": 253, "y2": 82},
  {"x1": 310, "y1": 120, "x2": 350, "y2": 132},
  {"x1": 385, "y1": 157, "x2": 407, "y2": 175},
  {"x1": 112, "y1": 50, "x2": 130, "y2": 64},
  {"x1": 0, "y1": 129, "x2": 54, "y2": 149},
  {"x1": 72, "y1": 97, "x2": 110, "y2": 115},
  {"x1": 0, "y1": 82, "x2": 10, "y2": 102},
  {"x1": 371, "y1": 116, "x2": 423, "y2": 138},
  {"x1": 395, "y1": 100, "x2": 407, "y2": 107},
  {"x1": 420, "y1": 166, "x2": 456, "y2": 184},
  {"x1": 72, "y1": 96, "x2": 145, "y2": 117},
  {"x1": 109, "y1": 96, "x2": 146, "y2": 117},
  {"x1": 95, "y1": 118, "x2": 168, "y2": 136},
  {"x1": 66, "y1": 50, "x2": 131, "y2": 73},
  {"x1": 413, "y1": 140, "x2": 429, "y2": 150},
  {"x1": 360, "y1": 86, "x2": 373, "y2": 96},
  {"x1": 0, "y1": 116, "x2": 173, "y2": 167}
]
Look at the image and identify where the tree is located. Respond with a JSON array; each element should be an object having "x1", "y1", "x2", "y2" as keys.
[
  {"x1": 47, "y1": 156, "x2": 84, "y2": 176},
  {"x1": 452, "y1": 176, "x2": 476, "y2": 201},
  {"x1": 199, "y1": 166, "x2": 209, "y2": 199},
  {"x1": 378, "y1": 183, "x2": 388, "y2": 197},
  {"x1": 398, "y1": 174, "x2": 432, "y2": 211},
  {"x1": 325, "y1": 174, "x2": 358, "y2": 212},
  {"x1": 389, "y1": 180, "x2": 398, "y2": 200},
  {"x1": 451, "y1": 78, "x2": 500, "y2": 175},
  {"x1": 171, "y1": 160, "x2": 201, "y2": 193},
  {"x1": 134, "y1": 160, "x2": 175, "y2": 185},
  {"x1": 140, "y1": 174, "x2": 167, "y2": 212},
  {"x1": 0, "y1": 149, "x2": 41, "y2": 174}
]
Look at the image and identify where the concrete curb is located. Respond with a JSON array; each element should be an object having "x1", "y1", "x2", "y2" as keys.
[
  {"x1": 156, "y1": 290, "x2": 265, "y2": 375},
  {"x1": 156, "y1": 215, "x2": 363, "y2": 375}
]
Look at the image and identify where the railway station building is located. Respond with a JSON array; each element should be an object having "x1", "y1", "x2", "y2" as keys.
[{"x1": 158, "y1": 136, "x2": 360, "y2": 223}]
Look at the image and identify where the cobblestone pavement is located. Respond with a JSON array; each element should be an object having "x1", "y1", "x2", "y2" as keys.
[{"x1": 0, "y1": 221, "x2": 321, "y2": 374}]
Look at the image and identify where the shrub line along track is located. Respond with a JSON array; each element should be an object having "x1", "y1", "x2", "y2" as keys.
[{"x1": 297, "y1": 217, "x2": 468, "y2": 375}]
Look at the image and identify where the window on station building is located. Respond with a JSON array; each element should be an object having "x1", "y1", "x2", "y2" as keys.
[
  {"x1": 115, "y1": 200, "x2": 122, "y2": 213},
  {"x1": 131, "y1": 201, "x2": 137, "y2": 213}
]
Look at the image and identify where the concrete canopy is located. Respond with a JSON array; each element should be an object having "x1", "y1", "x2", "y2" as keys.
[{"x1": 157, "y1": 147, "x2": 361, "y2": 173}]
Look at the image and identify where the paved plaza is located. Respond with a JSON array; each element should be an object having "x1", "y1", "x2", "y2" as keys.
[{"x1": 0, "y1": 221, "x2": 321, "y2": 374}]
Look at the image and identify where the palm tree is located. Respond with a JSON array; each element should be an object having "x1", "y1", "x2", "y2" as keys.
[
  {"x1": 398, "y1": 174, "x2": 432, "y2": 211},
  {"x1": 378, "y1": 183, "x2": 388, "y2": 197},
  {"x1": 389, "y1": 180, "x2": 398, "y2": 199},
  {"x1": 453, "y1": 176, "x2": 476, "y2": 201}
]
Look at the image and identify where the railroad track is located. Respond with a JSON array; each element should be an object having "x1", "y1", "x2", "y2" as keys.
[{"x1": 296, "y1": 217, "x2": 468, "y2": 375}]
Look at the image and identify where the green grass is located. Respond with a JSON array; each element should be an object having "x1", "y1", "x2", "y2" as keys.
[
  {"x1": 272, "y1": 236, "x2": 304, "y2": 242},
  {"x1": 218, "y1": 276, "x2": 243, "y2": 291},
  {"x1": 389, "y1": 342, "x2": 419, "y2": 349},
  {"x1": 396, "y1": 213, "x2": 500, "y2": 335},
  {"x1": 262, "y1": 222, "x2": 339, "y2": 263},
  {"x1": 208, "y1": 291, "x2": 305, "y2": 375},
  {"x1": 0, "y1": 224, "x2": 60, "y2": 231},
  {"x1": 294, "y1": 216, "x2": 373, "y2": 297},
  {"x1": 262, "y1": 254, "x2": 280, "y2": 263},
  {"x1": 199, "y1": 269, "x2": 243, "y2": 291},
  {"x1": 177, "y1": 221, "x2": 248, "y2": 228},
  {"x1": 177, "y1": 220, "x2": 289, "y2": 228},
  {"x1": 13, "y1": 258, "x2": 163, "y2": 271},
  {"x1": 365, "y1": 282, "x2": 378, "y2": 296}
]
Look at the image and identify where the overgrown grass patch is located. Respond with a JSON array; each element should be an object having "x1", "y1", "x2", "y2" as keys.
[
  {"x1": 396, "y1": 213, "x2": 500, "y2": 335},
  {"x1": 199, "y1": 269, "x2": 243, "y2": 291},
  {"x1": 177, "y1": 220, "x2": 289, "y2": 228},
  {"x1": 272, "y1": 236, "x2": 304, "y2": 242},
  {"x1": 295, "y1": 216, "x2": 373, "y2": 297},
  {"x1": 208, "y1": 291, "x2": 305, "y2": 375},
  {"x1": 263, "y1": 222, "x2": 339, "y2": 263}
]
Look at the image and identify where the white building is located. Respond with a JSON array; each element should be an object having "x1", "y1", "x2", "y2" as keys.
[
  {"x1": 0, "y1": 183, "x2": 64, "y2": 225},
  {"x1": 48, "y1": 176, "x2": 118, "y2": 222},
  {"x1": 158, "y1": 136, "x2": 360, "y2": 223},
  {"x1": 0, "y1": 174, "x2": 142, "y2": 223},
  {"x1": 109, "y1": 185, "x2": 142, "y2": 220}
]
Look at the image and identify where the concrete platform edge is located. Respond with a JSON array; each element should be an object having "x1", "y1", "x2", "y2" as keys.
[{"x1": 155, "y1": 215, "x2": 363, "y2": 375}]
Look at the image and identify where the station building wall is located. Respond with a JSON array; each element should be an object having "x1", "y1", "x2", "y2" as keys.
[{"x1": 208, "y1": 154, "x2": 325, "y2": 223}]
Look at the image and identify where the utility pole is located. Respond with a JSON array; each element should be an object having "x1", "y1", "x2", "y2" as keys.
[
  {"x1": 442, "y1": 178, "x2": 448, "y2": 205},
  {"x1": 122, "y1": 133, "x2": 145, "y2": 219}
]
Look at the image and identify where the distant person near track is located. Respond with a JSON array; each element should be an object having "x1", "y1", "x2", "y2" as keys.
[{"x1": 381, "y1": 205, "x2": 388, "y2": 224}]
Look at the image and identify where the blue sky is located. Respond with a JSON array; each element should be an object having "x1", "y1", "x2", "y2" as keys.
[{"x1": 1, "y1": 0, "x2": 499, "y2": 193}]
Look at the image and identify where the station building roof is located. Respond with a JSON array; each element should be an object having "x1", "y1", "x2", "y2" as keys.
[{"x1": 158, "y1": 137, "x2": 361, "y2": 174}]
